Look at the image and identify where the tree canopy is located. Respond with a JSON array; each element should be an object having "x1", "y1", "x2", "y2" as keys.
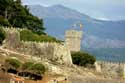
[
  {"x1": 71, "y1": 52, "x2": 96, "y2": 67},
  {"x1": 0, "y1": 0, "x2": 45, "y2": 35}
]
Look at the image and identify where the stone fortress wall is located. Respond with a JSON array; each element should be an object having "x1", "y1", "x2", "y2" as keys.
[
  {"x1": 1, "y1": 27, "x2": 72, "y2": 65},
  {"x1": 95, "y1": 61, "x2": 125, "y2": 78},
  {"x1": 2, "y1": 27, "x2": 125, "y2": 79}
]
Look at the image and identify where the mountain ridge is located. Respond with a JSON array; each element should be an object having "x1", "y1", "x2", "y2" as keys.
[
  {"x1": 28, "y1": 4, "x2": 125, "y2": 21},
  {"x1": 28, "y1": 4, "x2": 92, "y2": 20},
  {"x1": 28, "y1": 4, "x2": 125, "y2": 60},
  {"x1": 28, "y1": 4, "x2": 125, "y2": 48}
]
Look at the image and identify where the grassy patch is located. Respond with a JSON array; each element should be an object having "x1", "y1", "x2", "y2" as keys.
[{"x1": 20, "y1": 29, "x2": 61, "y2": 43}]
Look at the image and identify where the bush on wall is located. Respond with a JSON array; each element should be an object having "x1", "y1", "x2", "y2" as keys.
[
  {"x1": 71, "y1": 51, "x2": 96, "y2": 67},
  {"x1": 20, "y1": 29, "x2": 61, "y2": 42}
]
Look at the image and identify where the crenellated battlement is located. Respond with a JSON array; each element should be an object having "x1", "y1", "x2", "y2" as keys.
[
  {"x1": 95, "y1": 61, "x2": 125, "y2": 78},
  {"x1": 21, "y1": 40, "x2": 60, "y2": 46},
  {"x1": 97, "y1": 60, "x2": 125, "y2": 65},
  {"x1": 65, "y1": 30, "x2": 83, "y2": 38},
  {"x1": 1, "y1": 26, "x2": 26, "y2": 32},
  {"x1": 1, "y1": 27, "x2": 72, "y2": 65},
  {"x1": 1, "y1": 26, "x2": 125, "y2": 78}
]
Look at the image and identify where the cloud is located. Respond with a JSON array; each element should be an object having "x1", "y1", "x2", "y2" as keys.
[{"x1": 96, "y1": 17, "x2": 110, "y2": 21}]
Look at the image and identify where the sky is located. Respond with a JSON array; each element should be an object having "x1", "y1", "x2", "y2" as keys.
[{"x1": 22, "y1": 0, "x2": 125, "y2": 21}]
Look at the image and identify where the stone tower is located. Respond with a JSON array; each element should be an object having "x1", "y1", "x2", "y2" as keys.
[{"x1": 65, "y1": 29, "x2": 83, "y2": 52}]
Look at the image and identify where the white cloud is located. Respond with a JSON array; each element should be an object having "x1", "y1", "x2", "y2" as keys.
[{"x1": 96, "y1": 17, "x2": 110, "y2": 21}]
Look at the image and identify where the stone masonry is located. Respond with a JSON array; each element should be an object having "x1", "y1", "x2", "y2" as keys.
[
  {"x1": 1, "y1": 27, "x2": 72, "y2": 65},
  {"x1": 95, "y1": 61, "x2": 125, "y2": 78},
  {"x1": 65, "y1": 30, "x2": 83, "y2": 52}
]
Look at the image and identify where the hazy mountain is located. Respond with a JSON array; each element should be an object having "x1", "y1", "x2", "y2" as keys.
[
  {"x1": 28, "y1": 4, "x2": 125, "y2": 45},
  {"x1": 28, "y1": 4, "x2": 125, "y2": 60},
  {"x1": 28, "y1": 5, "x2": 90, "y2": 20},
  {"x1": 82, "y1": 48, "x2": 125, "y2": 62}
]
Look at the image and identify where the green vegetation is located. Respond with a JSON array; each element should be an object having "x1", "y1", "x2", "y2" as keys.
[
  {"x1": 0, "y1": 16, "x2": 10, "y2": 26},
  {"x1": 0, "y1": 27, "x2": 6, "y2": 44},
  {"x1": 3, "y1": 59, "x2": 46, "y2": 80},
  {"x1": 5, "y1": 58, "x2": 21, "y2": 70},
  {"x1": 29, "y1": 63, "x2": 46, "y2": 75},
  {"x1": 4, "y1": 58, "x2": 46, "y2": 74},
  {"x1": 20, "y1": 29, "x2": 61, "y2": 42},
  {"x1": 71, "y1": 51, "x2": 96, "y2": 67},
  {"x1": 22, "y1": 61, "x2": 46, "y2": 75},
  {"x1": 0, "y1": 0, "x2": 61, "y2": 42},
  {"x1": 0, "y1": 0, "x2": 45, "y2": 35},
  {"x1": 22, "y1": 61, "x2": 34, "y2": 71}
]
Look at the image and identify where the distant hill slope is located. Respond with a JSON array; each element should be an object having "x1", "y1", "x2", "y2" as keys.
[
  {"x1": 28, "y1": 5, "x2": 125, "y2": 61},
  {"x1": 82, "y1": 48, "x2": 125, "y2": 62},
  {"x1": 28, "y1": 5, "x2": 90, "y2": 20},
  {"x1": 28, "y1": 5, "x2": 125, "y2": 41}
]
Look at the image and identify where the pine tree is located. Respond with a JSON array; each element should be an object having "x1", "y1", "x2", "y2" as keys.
[{"x1": 0, "y1": 0, "x2": 45, "y2": 35}]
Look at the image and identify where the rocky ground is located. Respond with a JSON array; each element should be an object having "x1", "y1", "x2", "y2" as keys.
[{"x1": 0, "y1": 47, "x2": 125, "y2": 83}]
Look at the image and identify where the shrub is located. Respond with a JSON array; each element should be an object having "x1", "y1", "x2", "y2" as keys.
[
  {"x1": 20, "y1": 29, "x2": 61, "y2": 42},
  {"x1": 71, "y1": 52, "x2": 96, "y2": 67},
  {"x1": 22, "y1": 62, "x2": 46, "y2": 75},
  {"x1": 22, "y1": 61, "x2": 34, "y2": 70},
  {"x1": 5, "y1": 58, "x2": 21, "y2": 70},
  {"x1": 29, "y1": 63, "x2": 46, "y2": 75},
  {"x1": 0, "y1": 27, "x2": 6, "y2": 44},
  {"x1": 0, "y1": 16, "x2": 10, "y2": 26}
]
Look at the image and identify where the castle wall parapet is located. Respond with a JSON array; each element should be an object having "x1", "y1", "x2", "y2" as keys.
[
  {"x1": 1, "y1": 27, "x2": 73, "y2": 65},
  {"x1": 95, "y1": 61, "x2": 125, "y2": 78}
]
